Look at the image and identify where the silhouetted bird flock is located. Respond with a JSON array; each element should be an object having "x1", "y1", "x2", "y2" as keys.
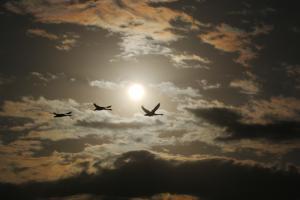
[{"x1": 52, "y1": 103, "x2": 163, "y2": 118}]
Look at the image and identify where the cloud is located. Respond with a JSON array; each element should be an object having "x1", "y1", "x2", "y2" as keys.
[
  {"x1": 5, "y1": 0, "x2": 207, "y2": 66},
  {"x1": 0, "y1": 74, "x2": 15, "y2": 86},
  {"x1": 243, "y1": 97, "x2": 300, "y2": 123},
  {"x1": 5, "y1": 0, "x2": 199, "y2": 42},
  {"x1": 117, "y1": 34, "x2": 172, "y2": 59},
  {"x1": 0, "y1": 150, "x2": 299, "y2": 200},
  {"x1": 26, "y1": 28, "x2": 79, "y2": 51},
  {"x1": 197, "y1": 79, "x2": 221, "y2": 90},
  {"x1": 187, "y1": 107, "x2": 300, "y2": 141},
  {"x1": 286, "y1": 65, "x2": 300, "y2": 77},
  {"x1": 32, "y1": 134, "x2": 110, "y2": 157},
  {"x1": 75, "y1": 119, "x2": 151, "y2": 130},
  {"x1": 230, "y1": 79, "x2": 260, "y2": 95},
  {"x1": 89, "y1": 80, "x2": 126, "y2": 90},
  {"x1": 89, "y1": 80, "x2": 202, "y2": 103},
  {"x1": 55, "y1": 34, "x2": 79, "y2": 51},
  {"x1": 150, "y1": 82, "x2": 201, "y2": 101},
  {"x1": 132, "y1": 193, "x2": 199, "y2": 200},
  {"x1": 285, "y1": 64, "x2": 300, "y2": 89},
  {"x1": 158, "y1": 129, "x2": 188, "y2": 138},
  {"x1": 30, "y1": 72, "x2": 66, "y2": 85},
  {"x1": 199, "y1": 23, "x2": 272, "y2": 67},
  {"x1": 152, "y1": 140, "x2": 277, "y2": 165},
  {"x1": 27, "y1": 28, "x2": 59, "y2": 40},
  {"x1": 0, "y1": 115, "x2": 44, "y2": 144},
  {"x1": 169, "y1": 54, "x2": 211, "y2": 69}
]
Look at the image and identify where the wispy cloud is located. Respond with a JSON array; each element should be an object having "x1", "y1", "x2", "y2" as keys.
[
  {"x1": 5, "y1": 1, "x2": 200, "y2": 41},
  {"x1": 170, "y1": 53, "x2": 211, "y2": 69},
  {"x1": 150, "y1": 81, "x2": 201, "y2": 101},
  {"x1": 26, "y1": 28, "x2": 79, "y2": 51},
  {"x1": 199, "y1": 23, "x2": 273, "y2": 67},
  {"x1": 230, "y1": 79, "x2": 260, "y2": 95},
  {"x1": 27, "y1": 28, "x2": 59, "y2": 40},
  {"x1": 242, "y1": 96, "x2": 300, "y2": 124},
  {"x1": 197, "y1": 79, "x2": 221, "y2": 90},
  {"x1": 6, "y1": 0, "x2": 207, "y2": 67},
  {"x1": 0, "y1": 74, "x2": 14, "y2": 86},
  {"x1": 89, "y1": 80, "x2": 127, "y2": 90},
  {"x1": 285, "y1": 64, "x2": 300, "y2": 89}
]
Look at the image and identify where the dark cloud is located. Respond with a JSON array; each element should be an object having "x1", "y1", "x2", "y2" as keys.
[
  {"x1": 188, "y1": 107, "x2": 300, "y2": 141},
  {"x1": 0, "y1": 150, "x2": 299, "y2": 200}
]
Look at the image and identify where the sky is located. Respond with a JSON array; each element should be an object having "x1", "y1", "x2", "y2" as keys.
[{"x1": 0, "y1": 0, "x2": 300, "y2": 199}]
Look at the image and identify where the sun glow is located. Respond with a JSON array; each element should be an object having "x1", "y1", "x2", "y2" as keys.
[{"x1": 128, "y1": 84, "x2": 145, "y2": 101}]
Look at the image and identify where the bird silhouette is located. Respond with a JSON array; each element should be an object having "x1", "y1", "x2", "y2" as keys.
[
  {"x1": 141, "y1": 103, "x2": 163, "y2": 116},
  {"x1": 93, "y1": 103, "x2": 112, "y2": 111},
  {"x1": 52, "y1": 111, "x2": 72, "y2": 118}
]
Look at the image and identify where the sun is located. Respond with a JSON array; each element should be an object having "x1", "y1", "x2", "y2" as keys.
[{"x1": 128, "y1": 84, "x2": 145, "y2": 101}]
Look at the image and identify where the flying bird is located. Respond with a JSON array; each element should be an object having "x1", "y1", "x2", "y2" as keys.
[
  {"x1": 52, "y1": 111, "x2": 72, "y2": 118},
  {"x1": 93, "y1": 103, "x2": 112, "y2": 111},
  {"x1": 141, "y1": 103, "x2": 163, "y2": 116}
]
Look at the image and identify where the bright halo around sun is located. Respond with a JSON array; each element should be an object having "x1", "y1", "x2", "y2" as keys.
[{"x1": 128, "y1": 84, "x2": 145, "y2": 101}]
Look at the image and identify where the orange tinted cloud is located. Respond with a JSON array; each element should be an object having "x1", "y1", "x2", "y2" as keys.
[
  {"x1": 230, "y1": 79, "x2": 260, "y2": 95},
  {"x1": 27, "y1": 28, "x2": 59, "y2": 40},
  {"x1": 6, "y1": 0, "x2": 200, "y2": 42},
  {"x1": 199, "y1": 23, "x2": 272, "y2": 67}
]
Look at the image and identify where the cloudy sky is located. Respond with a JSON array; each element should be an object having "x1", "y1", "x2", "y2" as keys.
[{"x1": 0, "y1": 0, "x2": 300, "y2": 199}]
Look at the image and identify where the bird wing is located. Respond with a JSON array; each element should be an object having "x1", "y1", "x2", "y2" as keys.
[
  {"x1": 65, "y1": 112, "x2": 72, "y2": 115},
  {"x1": 141, "y1": 106, "x2": 151, "y2": 114},
  {"x1": 93, "y1": 103, "x2": 100, "y2": 108},
  {"x1": 151, "y1": 103, "x2": 160, "y2": 113},
  {"x1": 106, "y1": 105, "x2": 112, "y2": 108}
]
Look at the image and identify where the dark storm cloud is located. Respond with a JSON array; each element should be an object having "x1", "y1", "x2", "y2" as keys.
[
  {"x1": 188, "y1": 107, "x2": 300, "y2": 141},
  {"x1": 0, "y1": 150, "x2": 299, "y2": 200},
  {"x1": 32, "y1": 134, "x2": 110, "y2": 157}
]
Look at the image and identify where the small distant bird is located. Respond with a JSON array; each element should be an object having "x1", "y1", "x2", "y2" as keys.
[
  {"x1": 141, "y1": 103, "x2": 163, "y2": 116},
  {"x1": 93, "y1": 103, "x2": 112, "y2": 111},
  {"x1": 52, "y1": 111, "x2": 72, "y2": 118}
]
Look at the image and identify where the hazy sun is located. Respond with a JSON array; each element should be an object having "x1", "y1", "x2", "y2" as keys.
[{"x1": 128, "y1": 84, "x2": 144, "y2": 101}]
